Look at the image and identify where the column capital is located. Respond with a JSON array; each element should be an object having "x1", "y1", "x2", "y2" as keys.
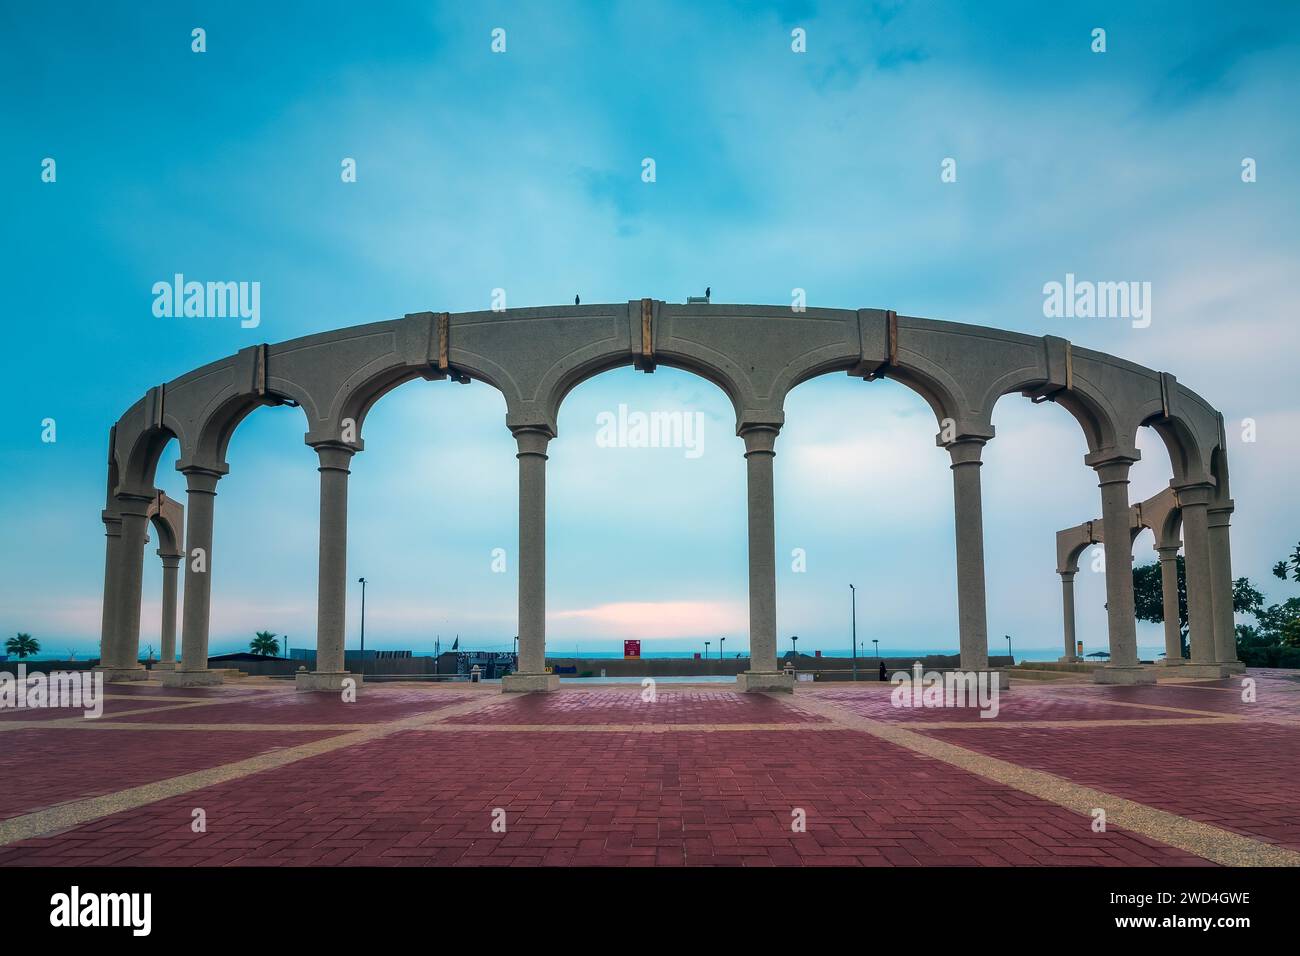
[
  {"x1": 944, "y1": 436, "x2": 986, "y2": 467},
  {"x1": 158, "y1": 551, "x2": 184, "y2": 567},
  {"x1": 180, "y1": 465, "x2": 225, "y2": 495},
  {"x1": 512, "y1": 425, "x2": 552, "y2": 458},
  {"x1": 1156, "y1": 545, "x2": 1180, "y2": 561},
  {"x1": 1173, "y1": 481, "x2": 1215, "y2": 507},
  {"x1": 1207, "y1": 498, "x2": 1235, "y2": 525},
  {"x1": 311, "y1": 440, "x2": 356, "y2": 473},
  {"x1": 739, "y1": 423, "x2": 780, "y2": 456},
  {"x1": 114, "y1": 492, "x2": 155, "y2": 519},
  {"x1": 1092, "y1": 458, "x2": 1134, "y2": 486},
  {"x1": 101, "y1": 510, "x2": 124, "y2": 535},
  {"x1": 1058, "y1": 570, "x2": 1076, "y2": 582}
]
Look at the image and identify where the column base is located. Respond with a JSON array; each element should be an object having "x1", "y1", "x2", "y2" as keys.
[
  {"x1": 501, "y1": 672, "x2": 560, "y2": 693},
  {"x1": 736, "y1": 671, "x2": 795, "y2": 693},
  {"x1": 1173, "y1": 663, "x2": 1236, "y2": 679},
  {"x1": 1218, "y1": 661, "x2": 1246, "y2": 675},
  {"x1": 152, "y1": 661, "x2": 177, "y2": 671},
  {"x1": 1156, "y1": 657, "x2": 1185, "y2": 666},
  {"x1": 295, "y1": 671, "x2": 363, "y2": 693},
  {"x1": 1092, "y1": 665, "x2": 1157, "y2": 685},
  {"x1": 94, "y1": 665, "x2": 148, "y2": 682},
  {"x1": 1057, "y1": 656, "x2": 1079, "y2": 663},
  {"x1": 162, "y1": 668, "x2": 225, "y2": 687}
]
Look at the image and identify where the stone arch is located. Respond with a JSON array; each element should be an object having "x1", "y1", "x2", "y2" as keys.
[{"x1": 96, "y1": 299, "x2": 1238, "y2": 692}]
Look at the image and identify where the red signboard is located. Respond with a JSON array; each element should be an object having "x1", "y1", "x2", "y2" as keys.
[{"x1": 624, "y1": 640, "x2": 641, "y2": 659}]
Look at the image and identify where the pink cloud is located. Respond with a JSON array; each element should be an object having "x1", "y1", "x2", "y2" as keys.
[{"x1": 551, "y1": 600, "x2": 746, "y2": 639}]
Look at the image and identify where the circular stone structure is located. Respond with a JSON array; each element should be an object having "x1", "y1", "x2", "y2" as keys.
[{"x1": 96, "y1": 300, "x2": 1237, "y2": 691}]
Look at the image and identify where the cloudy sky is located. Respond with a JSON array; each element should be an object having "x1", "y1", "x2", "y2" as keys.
[{"x1": 3, "y1": 1, "x2": 1298, "y2": 660}]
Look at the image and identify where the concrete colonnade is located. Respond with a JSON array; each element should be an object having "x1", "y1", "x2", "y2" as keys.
[{"x1": 97, "y1": 301, "x2": 1237, "y2": 692}]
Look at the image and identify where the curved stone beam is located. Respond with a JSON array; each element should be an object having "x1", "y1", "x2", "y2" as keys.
[{"x1": 105, "y1": 303, "x2": 1228, "y2": 494}]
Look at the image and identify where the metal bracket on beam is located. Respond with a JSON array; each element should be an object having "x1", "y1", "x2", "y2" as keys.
[
  {"x1": 1030, "y1": 336, "x2": 1072, "y2": 403},
  {"x1": 850, "y1": 308, "x2": 891, "y2": 380},
  {"x1": 1159, "y1": 371, "x2": 1176, "y2": 420},
  {"x1": 634, "y1": 297, "x2": 657, "y2": 372},
  {"x1": 436, "y1": 312, "x2": 468, "y2": 383},
  {"x1": 255, "y1": 343, "x2": 268, "y2": 397}
]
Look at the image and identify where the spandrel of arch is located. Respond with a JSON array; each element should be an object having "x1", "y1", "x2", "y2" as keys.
[{"x1": 98, "y1": 300, "x2": 1236, "y2": 692}]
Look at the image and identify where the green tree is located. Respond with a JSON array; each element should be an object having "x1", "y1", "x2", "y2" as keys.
[
  {"x1": 6, "y1": 633, "x2": 39, "y2": 659},
  {"x1": 1132, "y1": 557, "x2": 1262, "y2": 658},
  {"x1": 250, "y1": 631, "x2": 280, "y2": 656},
  {"x1": 1233, "y1": 541, "x2": 1300, "y2": 666}
]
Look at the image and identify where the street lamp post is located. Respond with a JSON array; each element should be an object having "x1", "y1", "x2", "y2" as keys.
[
  {"x1": 719, "y1": 637, "x2": 725, "y2": 660},
  {"x1": 1005, "y1": 634, "x2": 1013, "y2": 664},
  {"x1": 850, "y1": 584, "x2": 857, "y2": 682},
  {"x1": 872, "y1": 638, "x2": 879, "y2": 659},
  {"x1": 704, "y1": 641, "x2": 711, "y2": 661},
  {"x1": 791, "y1": 635, "x2": 798, "y2": 660},
  {"x1": 357, "y1": 577, "x2": 367, "y2": 675}
]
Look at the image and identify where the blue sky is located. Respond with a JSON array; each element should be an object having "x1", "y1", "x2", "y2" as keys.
[{"x1": 2, "y1": 1, "x2": 1298, "y2": 659}]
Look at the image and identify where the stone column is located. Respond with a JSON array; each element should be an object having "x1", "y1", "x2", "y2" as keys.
[
  {"x1": 1207, "y1": 502, "x2": 1242, "y2": 670},
  {"x1": 156, "y1": 552, "x2": 182, "y2": 670},
  {"x1": 1059, "y1": 572, "x2": 1078, "y2": 662},
  {"x1": 948, "y1": 438, "x2": 990, "y2": 671},
  {"x1": 298, "y1": 442, "x2": 360, "y2": 692},
  {"x1": 1156, "y1": 545, "x2": 1183, "y2": 665},
  {"x1": 165, "y1": 467, "x2": 224, "y2": 687},
  {"x1": 1092, "y1": 459, "x2": 1153, "y2": 683},
  {"x1": 1177, "y1": 483, "x2": 1218, "y2": 668},
  {"x1": 502, "y1": 427, "x2": 560, "y2": 692},
  {"x1": 736, "y1": 424, "x2": 790, "y2": 692},
  {"x1": 98, "y1": 511, "x2": 122, "y2": 671},
  {"x1": 100, "y1": 496, "x2": 151, "y2": 681}
]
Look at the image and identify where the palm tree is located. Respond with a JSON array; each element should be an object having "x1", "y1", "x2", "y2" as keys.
[
  {"x1": 6, "y1": 633, "x2": 39, "y2": 659},
  {"x1": 250, "y1": 631, "x2": 280, "y2": 656}
]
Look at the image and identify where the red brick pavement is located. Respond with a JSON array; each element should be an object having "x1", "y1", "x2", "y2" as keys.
[
  {"x1": 0, "y1": 728, "x2": 334, "y2": 822},
  {"x1": 921, "y1": 721, "x2": 1300, "y2": 852},
  {"x1": 815, "y1": 687, "x2": 1209, "y2": 723},
  {"x1": 445, "y1": 689, "x2": 827, "y2": 725},
  {"x1": 0, "y1": 727, "x2": 1209, "y2": 867},
  {"x1": 1, "y1": 681, "x2": 1293, "y2": 867},
  {"x1": 118, "y1": 689, "x2": 475, "y2": 725}
]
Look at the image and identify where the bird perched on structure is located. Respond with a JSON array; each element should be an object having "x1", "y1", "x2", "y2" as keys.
[
  {"x1": 705, "y1": 286, "x2": 711, "y2": 300},
  {"x1": 575, "y1": 294, "x2": 580, "y2": 305}
]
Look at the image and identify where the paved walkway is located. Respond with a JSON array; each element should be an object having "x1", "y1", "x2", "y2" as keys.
[{"x1": 0, "y1": 672, "x2": 1297, "y2": 866}]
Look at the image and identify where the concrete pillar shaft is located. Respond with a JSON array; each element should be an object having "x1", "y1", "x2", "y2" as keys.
[
  {"x1": 99, "y1": 514, "x2": 122, "y2": 665},
  {"x1": 178, "y1": 469, "x2": 220, "y2": 674},
  {"x1": 159, "y1": 554, "x2": 182, "y2": 667},
  {"x1": 113, "y1": 507, "x2": 151, "y2": 670},
  {"x1": 314, "y1": 444, "x2": 354, "y2": 675},
  {"x1": 1157, "y1": 546, "x2": 1183, "y2": 664},
  {"x1": 1060, "y1": 572, "x2": 1077, "y2": 661},
  {"x1": 742, "y1": 426, "x2": 779, "y2": 675},
  {"x1": 1178, "y1": 486, "x2": 1216, "y2": 665},
  {"x1": 948, "y1": 439, "x2": 989, "y2": 671},
  {"x1": 1095, "y1": 460, "x2": 1139, "y2": 668},
  {"x1": 515, "y1": 428, "x2": 550, "y2": 675},
  {"x1": 1208, "y1": 506, "x2": 1239, "y2": 664}
]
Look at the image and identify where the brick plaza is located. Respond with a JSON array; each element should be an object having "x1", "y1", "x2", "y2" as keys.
[{"x1": 1, "y1": 673, "x2": 1296, "y2": 867}]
